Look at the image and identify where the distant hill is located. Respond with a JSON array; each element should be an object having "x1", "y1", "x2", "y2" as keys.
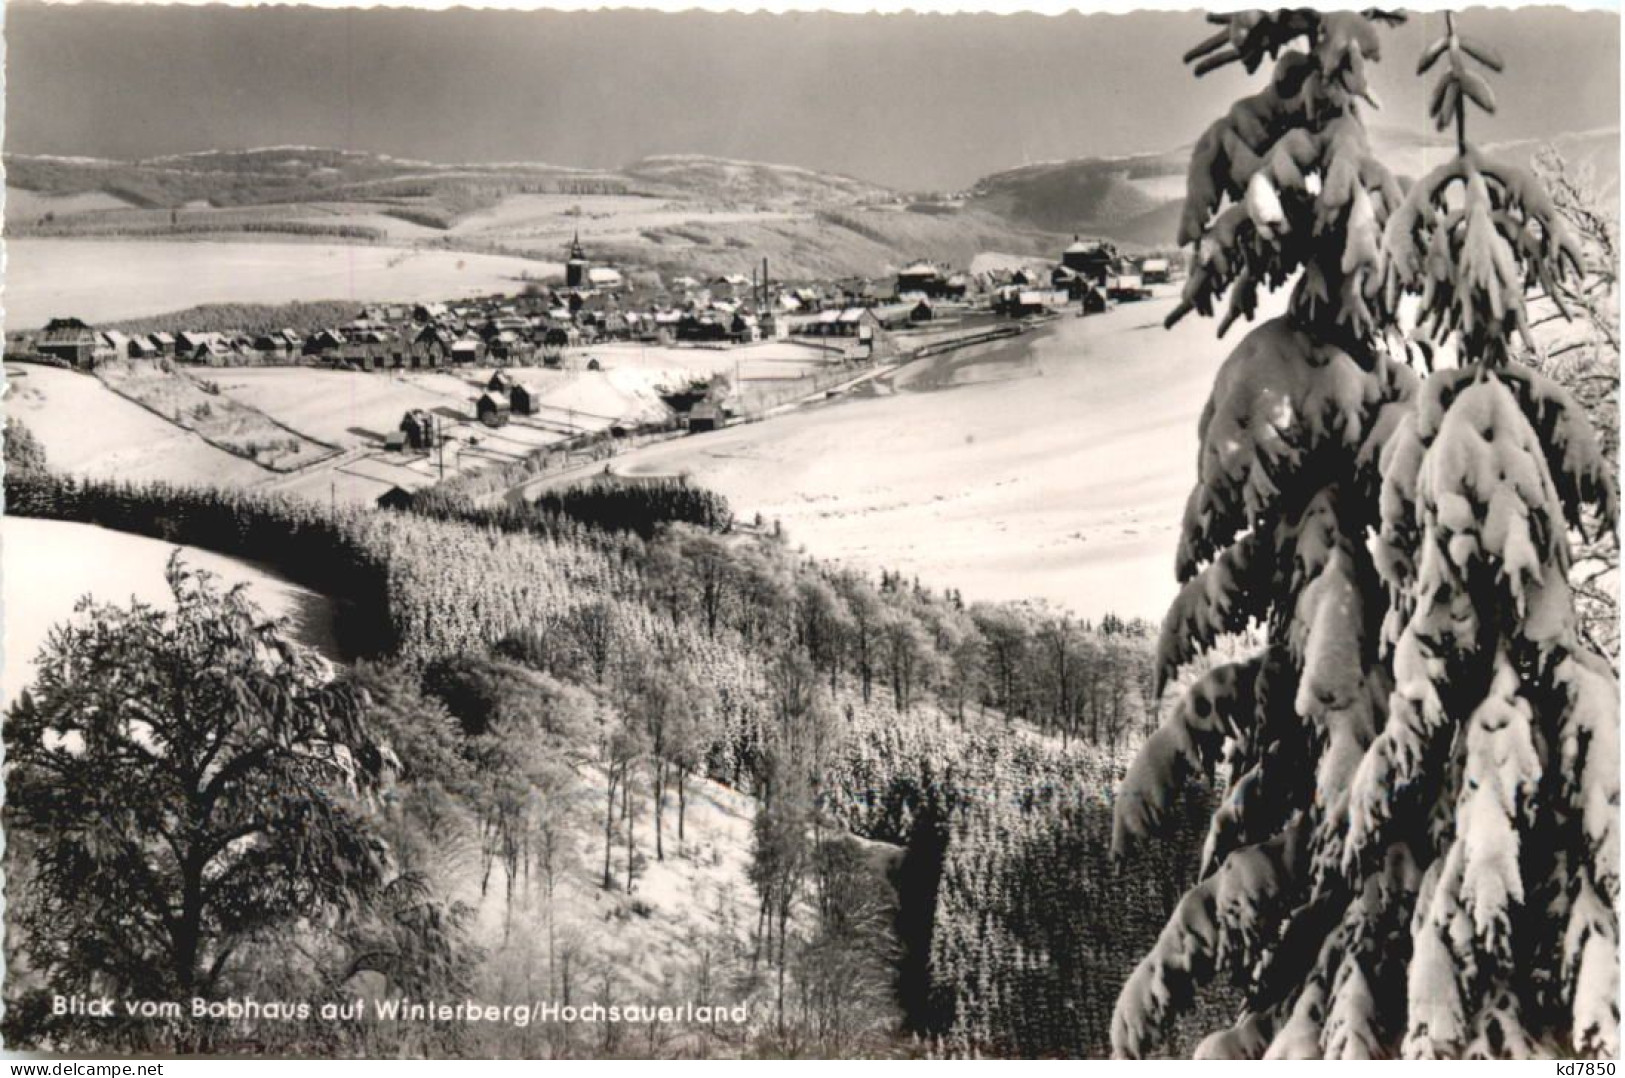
[
  {"x1": 8, "y1": 129, "x2": 1612, "y2": 280},
  {"x1": 1370, "y1": 125, "x2": 1618, "y2": 192},
  {"x1": 966, "y1": 125, "x2": 1619, "y2": 251},
  {"x1": 622, "y1": 154, "x2": 893, "y2": 207},
  {"x1": 4, "y1": 147, "x2": 889, "y2": 217},
  {"x1": 966, "y1": 149, "x2": 1187, "y2": 242}
]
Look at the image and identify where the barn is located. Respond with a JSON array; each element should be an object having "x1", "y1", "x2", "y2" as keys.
[{"x1": 37, "y1": 318, "x2": 100, "y2": 368}]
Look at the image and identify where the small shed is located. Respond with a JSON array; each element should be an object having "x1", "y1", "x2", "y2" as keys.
[
  {"x1": 477, "y1": 391, "x2": 512, "y2": 428},
  {"x1": 384, "y1": 430, "x2": 408, "y2": 453},
  {"x1": 376, "y1": 486, "x2": 415, "y2": 511},
  {"x1": 488, "y1": 370, "x2": 515, "y2": 393}
]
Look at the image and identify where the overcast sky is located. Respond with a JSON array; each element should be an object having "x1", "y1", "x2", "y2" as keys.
[{"x1": 6, "y1": 4, "x2": 1618, "y2": 190}]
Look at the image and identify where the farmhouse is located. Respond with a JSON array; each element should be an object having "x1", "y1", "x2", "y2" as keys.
[
  {"x1": 400, "y1": 409, "x2": 437, "y2": 450},
  {"x1": 997, "y1": 288, "x2": 1068, "y2": 318},
  {"x1": 150, "y1": 332, "x2": 178, "y2": 356},
  {"x1": 175, "y1": 331, "x2": 217, "y2": 358},
  {"x1": 414, "y1": 325, "x2": 455, "y2": 366},
  {"x1": 677, "y1": 312, "x2": 729, "y2": 343},
  {"x1": 253, "y1": 331, "x2": 295, "y2": 355},
  {"x1": 37, "y1": 318, "x2": 100, "y2": 367},
  {"x1": 896, "y1": 261, "x2": 967, "y2": 300},
  {"x1": 1108, "y1": 274, "x2": 1152, "y2": 302},
  {"x1": 190, "y1": 335, "x2": 233, "y2": 364},
  {"x1": 896, "y1": 261, "x2": 943, "y2": 297},
  {"x1": 97, "y1": 331, "x2": 131, "y2": 364},
  {"x1": 1061, "y1": 236, "x2": 1118, "y2": 285},
  {"x1": 304, "y1": 329, "x2": 347, "y2": 358},
  {"x1": 451, "y1": 338, "x2": 484, "y2": 364},
  {"x1": 477, "y1": 391, "x2": 512, "y2": 428}
]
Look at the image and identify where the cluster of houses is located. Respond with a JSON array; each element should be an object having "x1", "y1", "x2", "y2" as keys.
[
  {"x1": 19, "y1": 235, "x2": 1179, "y2": 375},
  {"x1": 982, "y1": 238, "x2": 1176, "y2": 317}
]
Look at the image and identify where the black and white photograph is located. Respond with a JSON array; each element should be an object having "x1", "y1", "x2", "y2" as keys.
[{"x1": 0, "y1": 0, "x2": 1619, "y2": 1061}]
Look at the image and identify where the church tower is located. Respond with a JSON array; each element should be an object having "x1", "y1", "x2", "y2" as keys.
[{"x1": 566, "y1": 231, "x2": 589, "y2": 289}]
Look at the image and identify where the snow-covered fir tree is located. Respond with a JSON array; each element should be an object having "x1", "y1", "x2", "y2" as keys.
[{"x1": 1110, "y1": 10, "x2": 1619, "y2": 1059}]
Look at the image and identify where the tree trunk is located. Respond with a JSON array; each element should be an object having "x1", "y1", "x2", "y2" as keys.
[
  {"x1": 654, "y1": 759, "x2": 666, "y2": 861},
  {"x1": 775, "y1": 900, "x2": 790, "y2": 1035},
  {"x1": 677, "y1": 769, "x2": 688, "y2": 846},
  {"x1": 602, "y1": 765, "x2": 619, "y2": 890},
  {"x1": 622, "y1": 767, "x2": 636, "y2": 893}
]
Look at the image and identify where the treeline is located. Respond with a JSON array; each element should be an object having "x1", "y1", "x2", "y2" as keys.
[
  {"x1": 107, "y1": 300, "x2": 373, "y2": 337},
  {"x1": 12, "y1": 219, "x2": 388, "y2": 242},
  {"x1": 413, "y1": 480, "x2": 734, "y2": 541},
  {"x1": 6, "y1": 469, "x2": 1199, "y2": 1057}
]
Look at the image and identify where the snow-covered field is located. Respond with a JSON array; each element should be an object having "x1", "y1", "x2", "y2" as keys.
[
  {"x1": 5, "y1": 186, "x2": 138, "y2": 218},
  {"x1": 4, "y1": 239, "x2": 558, "y2": 328},
  {"x1": 209, "y1": 367, "x2": 488, "y2": 448},
  {"x1": 602, "y1": 292, "x2": 1277, "y2": 622},
  {"x1": 5, "y1": 363, "x2": 273, "y2": 486},
  {"x1": 585, "y1": 339, "x2": 839, "y2": 383},
  {"x1": 1, "y1": 516, "x2": 339, "y2": 707}
]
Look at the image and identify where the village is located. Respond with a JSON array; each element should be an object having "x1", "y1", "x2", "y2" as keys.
[{"x1": 6, "y1": 232, "x2": 1177, "y2": 507}]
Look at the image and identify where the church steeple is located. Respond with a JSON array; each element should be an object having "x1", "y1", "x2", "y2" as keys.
[{"x1": 566, "y1": 230, "x2": 589, "y2": 288}]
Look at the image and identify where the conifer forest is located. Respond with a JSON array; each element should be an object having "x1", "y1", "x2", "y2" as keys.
[{"x1": 1, "y1": 4, "x2": 1617, "y2": 1061}]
